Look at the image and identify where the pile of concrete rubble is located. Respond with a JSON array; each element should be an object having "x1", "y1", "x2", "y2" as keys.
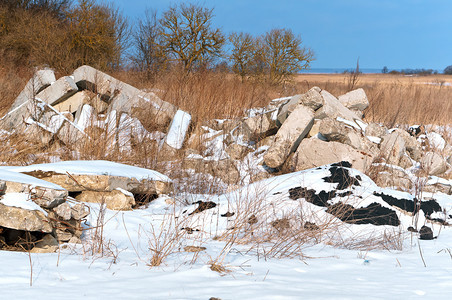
[{"x1": 0, "y1": 65, "x2": 451, "y2": 252}]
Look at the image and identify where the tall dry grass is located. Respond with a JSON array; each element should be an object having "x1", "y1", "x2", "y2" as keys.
[
  {"x1": 114, "y1": 69, "x2": 287, "y2": 124},
  {"x1": 296, "y1": 74, "x2": 452, "y2": 126},
  {"x1": 0, "y1": 67, "x2": 450, "y2": 169},
  {"x1": 0, "y1": 59, "x2": 31, "y2": 117}
]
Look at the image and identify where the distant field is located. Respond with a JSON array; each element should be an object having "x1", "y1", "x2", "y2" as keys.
[{"x1": 295, "y1": 73, "x2": 452, "y2": 86}]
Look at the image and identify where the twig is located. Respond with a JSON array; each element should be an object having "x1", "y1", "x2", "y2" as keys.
[{"x1": 418, "y1": 241, "x2": 427, "y2": 267}]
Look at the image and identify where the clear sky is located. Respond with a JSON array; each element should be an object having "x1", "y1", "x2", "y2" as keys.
[{"x1": 113, "y1": 0, "x2": 452, "y2": 71}]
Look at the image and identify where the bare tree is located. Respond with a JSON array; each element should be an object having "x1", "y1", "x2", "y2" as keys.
[
  {"x1": 262, "y1": 28, "x2": 314, "y2": 83},
  {"x1": 132, "y1": 9, "x2": 164, "y2": 81},
  {"x1": 158, "y1": 3, "x2": 225, "y2": 72},
  {"x1": 229, "y1": 32, "x2": 258, "y2": 81}
]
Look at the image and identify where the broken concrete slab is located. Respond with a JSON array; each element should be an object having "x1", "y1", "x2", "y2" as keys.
[
  {"x1": 164, "y1": 109, "x2": 192, "y2": 150},
  {"x1": 315, "y1": 90, "x2": 361, "y2": 122},
  {"x1": 8, "y1": 69, "x2": 56, "y2": 112},
  {"x1": 319, "y1": 118, "x2": 371, "y2": 151},
  {"x1": 290, "y1": 138, "x2": 373, "y2": 173},
  {"x1": 365, "y1": 123, "x2": 388, "y2": 138},
  {"x1": 75, "y1": 190, "x2": 136, "y2": 211},
  {"x1": 73, "y1": 65, "x2": 177, "y2": 130},
  {"x1": 53, "y1": 90, "x2": 108, "y2": 114},
  {"x1": 36, "y1": 76, "x2": 78, "y2": 106},
  {"x1": 277, "y1": 87, "x2": 322, "y2": 124},
  {"x1": 264, "y1": 105, "x2": 314, "y2": 168},
  {"x1": 338, "y1": 88, "x2": 369, "y2": 111},
  {"x1": 56, "y1": 119, "x2": 85, "y2": 145},
  {"x1": 379, "y1": 130, "x2": 407, "y2": 166},
  {"x1": 242, "y1": 112, "x2": 277, "y2": 142},
  {"x1": 0, "y1": 99, "x2": 43, "y2": 132}
]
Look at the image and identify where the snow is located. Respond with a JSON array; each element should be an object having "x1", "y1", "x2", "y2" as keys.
[
  {"x1": 426, "y1": 132, "x2": 446, "y2": 150},
  {"x1": 1, "y1": 194, "x2": 452, "y2": 299},
  {"x1": 427, "y1": 176, "x2": 452, "y2": 186},
  {"x1": 355, "y1": 119, "x2": 368, "y2": 131},
  {"x1": 0, "y1": 168, "x2": 65, "y2": 190},
  {"x1": 336, "y1": 116, "x2": 362, "y2": 130},
  {"x1": 0, "y1": 193, "x2": 47, "y2": 215},
  {"x1": 165, "y1": 110, "x2": 191, "y2": 150},
  {"x1": 270, "y1": 96, "x2": 292, "y2": 103},
  {"x1": 2, "y1": 160, "x2": 171, "y2": 182},
  {"x1": 115, "y1": 187, "x2": 133, "y2": 197},
  {"x1": 366, "y1": 135, "x2": 382, "y2": 144},
  {"x1": 0, "y1": 161, "x2": 452, "y2": 298}
]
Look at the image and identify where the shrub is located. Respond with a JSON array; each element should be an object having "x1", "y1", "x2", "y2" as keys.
[{"x1": 444, "y1": 65, "x2": 452, "y2": 75}]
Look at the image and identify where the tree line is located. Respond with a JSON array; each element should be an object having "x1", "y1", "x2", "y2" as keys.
[{"x1": 0, "y1": 0, "x2": 314, "y2": 83}]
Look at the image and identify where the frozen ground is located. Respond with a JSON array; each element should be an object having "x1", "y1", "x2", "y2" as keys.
[
  {"x1": 1, "y1": 201, "x2": 452, "y2": 299},
  {"x1": 1, "y1": 130, "x2": 451, "y2": 299},
  {"x1": 1, "y1": 162, "x2": 452, "y2": 299}
]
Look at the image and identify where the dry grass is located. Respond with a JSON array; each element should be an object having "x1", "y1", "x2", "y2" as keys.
[
  {"x1": 113, "y1": 69, "x2": 286, "y2": 124},
  {"x1": 294, "y1": 73, "x2": 452, "y2": 126},
  {"x1": 0, "y1": 60, "x2": 31, "y2": 117}
]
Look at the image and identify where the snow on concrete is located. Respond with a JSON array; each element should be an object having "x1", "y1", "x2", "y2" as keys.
[
  {"x1": 0, "y1": 168, "x2": 65, "y2": 190},
  {"x1": 3, "y1": 160, "x2": 171, "y2": 182},
  {"x1": 0, "y1": 193, "x2": 47, "y2": 215}
]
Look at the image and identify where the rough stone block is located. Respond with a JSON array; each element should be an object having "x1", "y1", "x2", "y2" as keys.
[
  {"x1": 242, "y1": 112, "x2": 277, "y2": 142},
  {"x1": 0, "y1": 203, "x2": 52, "y2": 233},
  {"x1": 420, "y1": 152, "x2": 447, "y2": 176},
  {"x1": 75, "y1": 190, "x2": 136, "y2": 211}
]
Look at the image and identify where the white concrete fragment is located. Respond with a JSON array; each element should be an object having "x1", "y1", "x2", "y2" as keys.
[{"x1": 165, "y1": 110, "x2": 192, "y2": 149}]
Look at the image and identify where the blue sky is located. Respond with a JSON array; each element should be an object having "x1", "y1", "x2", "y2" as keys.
[{"x1": 113, "y1": 0, "x2": 452, "y2": 71}]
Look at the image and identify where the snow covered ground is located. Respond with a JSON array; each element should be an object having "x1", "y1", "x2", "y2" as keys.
[
  {"x1": 1, "y1": 162, "x2": 452, "y2": 299},
  {"x1": 1, "y1": 200, "x2": 452, "y2": 299}
]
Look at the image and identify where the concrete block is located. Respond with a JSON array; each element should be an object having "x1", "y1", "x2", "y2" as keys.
[
  {"x1": 264, "y1": 104, "x2": 314, "y2": 168},
  {"x1": 73, "y1": 65, "x2": 177, "y2": 130},
  {"x1": 53, "y1": 91, "x2": 108, "y2": 114},
  {"x1": 315, "y1": 90, "x2": 361, "y2": 122},
  {"x1": 8, "y1": 69, "x2": 56, "y2": 112},
  {"x1": 36, "y1": 76, "x2": 78, "y2": 106}
]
